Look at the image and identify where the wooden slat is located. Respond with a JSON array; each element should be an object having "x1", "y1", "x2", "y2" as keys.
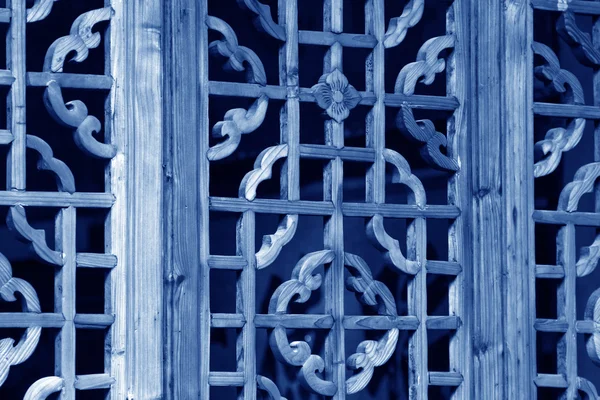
[
  {"x1": 533, "y1": 102, "x2": 600, "y2": 119},
  {"x1": 0, "y1": 130, "x2": 14, "y2": 144},
  {"x1": 429, "y1": 371, "x2": 464, "y2": 386},
  {"x1": 575, "y1": 320, "x2": 596, "y2": 334},
  {"x1": 27, "y1": 72, "x2": 113, "y2": 90},
  {"x1": 210, "y1": 196, "x2": 334, "y2": 215},
  {"x1": 74, "y1": 374, "x2": 115, "y2": 390},
  {"x1": 0, "y1": 191, "x2": 114, "y2": 208},
  {"x1": 534, "y1": 373, "x2": 569, "y2": 388},
  {"x1": 298, "y1": 30, "x2": 377, "y2": 48},
  {"x1": 255, "y1": 314, "x2": 334, "y2": 329},
  {"x1": 426, "y1": 316, "x2": 461, "y2": 330},
  {"x1": 343, "y1": 315, "x2": 420, "y2": 330},
  {"x1": 343, "y1": 203, "x2": 461, "y2": 218},
  {"x1": 208, "y1": 372, "x2": 245, "y2": 387},
  {"x1": 0, "y1": 8, "x2": 10, "y2": 23},
  {"x1": 76, "y1": 253, "x2": 118, "y2": 269},
  {"x1": 73, "y1": 314, "x2": 115, "y2": 329},
  {"x1": 532, "y1": 0, "x2": 600, "y2": 14},
  {"x1": 533, "y1": 210, "x2": 600, "y2": 226},
  {"x1": 211, "y1": 313, "x2": 245, "y2": 328},
  {"x1": 207, "y1": 255, "x2": 247, "y2": 270},
  {"x1": 426, "y1": 260, "x2": 462, "y2": 276},
  {"x1": 299, "y1": 144, "x2": 375, "y2": 162},
  {"x1": 0, "y1": 312, "x2": 64, "y2": 327},
  {"x1": 534, "y1": 318, "x2": 569, "y2": 332},
  {"x1": 0, "y1": 69, "x2": 14, "y2": 85},
  {"x1": 535, "y1": 264, "x2": 564, "y2": 279}
]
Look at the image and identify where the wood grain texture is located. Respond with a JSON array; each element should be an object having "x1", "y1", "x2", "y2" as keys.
[{"x1": 23, "y1": 376, "x2": 64, "y2": 400}]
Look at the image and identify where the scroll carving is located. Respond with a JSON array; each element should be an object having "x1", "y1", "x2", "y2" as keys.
[
  {"x1": 207, "y1": 95, "x2": 269, "y2": 161},
  {"x1": 366, "y1": 214, "x2": 420, "y2": 275},
  {"x1": 44, "y1": 81, "x2": 117, "y2": 159},
  {"x1": 396, "y1": 104, "x2": 459, "y2": 172},
  {"x1": 0, "y1": 253, "x2": 42, "y2": 387},
  {"x1": 7, "y1": 205, "x2": 64, "y2": 266},
  {"x1": 557, "y1": 12, "x2": 600, "y2": 68},
  {"x1": 558, "y1": 162, "x2": 600, "y2": 212},
  {"x1": 395, "y1": 35, "x2": 455, "y2": 96},
  {"x1": 236, "y1": 0, "x2": 286, "y2": 41},
  {"x1": 383, "y1": 0, "x2": 424, "y2": 48},
  {"x1": 24, "y1": 376, "x2": 65, "y2": 400},
  {"x1": 44, "y1": 7, "x2": 113, "y2": 73},
  {"x1": 27, "y1": 0, "x2": 57, "y2": 23},
  {"x1": 312, "y1": 69, "x2": 361, "y2": 123},
  {"x1": 577, "y1": 377, "x2": 600, "y2": 400},
  {"x1": 577, "y1": 234, "x2": 600, "y2": 278},
  {"x1": 533, "y1": 42, "x2": 586, "y2": 177},
  {"x1": 256, "y1": 214, "x2": 298, "y2": 269},
  {"x1": 383, "y1": 148, "x2": 427, "y2": 208},
  {"x1": 268, "y1": 250, "x2": 337, "y2": 396},
  {"x1": 27, "y1": 135, "x2": 76, "y2": 193},
  {"x1": 584, "y1": 287, "x2": 600, "y2": 367},
  {"x1": 240, "y1": 144, "x2": 288, "y2": 201},
  {"x1": 344, "y1": 253, "x2": 399, "y2": 395},
  {"x1": 257, "y1": 375, "x2": 288, "y2": 400}
]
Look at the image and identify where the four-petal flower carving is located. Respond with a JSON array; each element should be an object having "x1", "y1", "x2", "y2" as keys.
[{"x1": 311, "y1": 69, "x2": 361, "y2": 123}]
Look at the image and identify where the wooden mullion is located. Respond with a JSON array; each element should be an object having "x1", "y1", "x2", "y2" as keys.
[
  {"x1": 6, "y1": 0, "x2": 26, "y2": 190},
  {"x1": 55, "y1": 207, "x2": 77, "y2": 399}
]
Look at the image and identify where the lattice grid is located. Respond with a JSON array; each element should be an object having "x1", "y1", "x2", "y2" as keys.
[{"x1": 201, "y1": 0, "x2": 469, "y2": 398}]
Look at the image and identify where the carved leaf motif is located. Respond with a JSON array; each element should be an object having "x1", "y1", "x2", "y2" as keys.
[
  {"x1": 395, "y1": 35, "x2": 455, "y2": 95},
  {"x1": 367, "y1": 214, "x2": 420, "y2": 275},
  {"x1": 206, "y1": 16, "x2": 268, "y2": 86},
  {"x1": 44, "y1": 80, "x2": 117, "y2": 159},
  {"x1": 27, "y1": 135, "x2": 76, "y2": 193},
  {"x1": 236, "y1": 0, "x2": 286, "y2": 40},
  {"x1": 383, "y1": 0, "x2": 424, "y2": 48},
  {"x1": 558, "y1": 162, "x2": 600, "y2": 212},
  {"x1": 268, "y1": 250, "x2": 336, "y2": 396},
  {"x1": 0, "y1": 252, "x2": 42, "y2": 387},
  {"x1": 256, "y1": 214, "x2": 298, "y2": 269},
  {"x1": 533, "y1": 41, "x2": 584, "y2": 104},
  {"x1": 240, "y1": 144, "x2": 288, "y2": 201},
  {"x1": 344, "y1": 253, "x2": 398, "y2": 395},
  {"x1": 577, "y1": 377, "x2": 600, "y2": 400},
  {"x1": 534, "y1": 118, "x2": 585, "y2": 178},
  {"x1": 7, "y1": 206, "x2": 64, "y2": 266},
  {"x1": 577, "y1": 234, "x2": 600, "y2": 278},
  {"x1": 557, "y1": 12, "x2": 600, "y2": 67},
  {"x1": 312, "y1": 69, "x2": 361, "y2": 123},
  {"x1": 24, "y1": 376, "x2": 64, "y2": 400},
  {"x1": 257, "y1": 375, "x2": 288, "y2": 400},
  {"x1": 397, "y1": 104, "x2": 459, "y2": 172},
  {"x1": 44, "y1": 7, "x2": 113, "y2": 73},
  {"x1": 207, "y1": 95, "x2": 269, "y2": 161},
  {"x1": 584, "y1": 288, "x2": 600, "y2": 367},
  {"x1": 383, "y1": 149, "x2": 426, "y2": 208},
  {"x1": 27, "y1": 0, "x2": 57, "y2": 23}
]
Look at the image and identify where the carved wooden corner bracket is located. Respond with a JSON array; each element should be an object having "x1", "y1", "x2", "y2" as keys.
[{"x1": 27, "y1": 0, "x2": 59, "y2": 23}]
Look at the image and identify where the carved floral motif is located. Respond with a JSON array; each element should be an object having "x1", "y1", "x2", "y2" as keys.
[{"x1": 312, "y1": 69, "x2": 361, "y2": 123}]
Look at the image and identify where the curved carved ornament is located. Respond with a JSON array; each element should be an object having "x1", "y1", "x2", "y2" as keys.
[
  {"x1": 268, "y1": 250, "x2": 337, "y2": 396},
  {"x1": 24, "y1": 376, "x2": 65, "y2": 400},
  {"x1": 584, "y1": 287, "x2": 600, "y2": 367},
  {"x1": 557, "y1": 12, "x2": 600, "y2": 68},
  {"x1": 383, "y1": 148, "x2": 427, "y2": 208},
  {"x1": 533, "y1": 42, "x2": 585, "y2": 104},
  {"x1": 7, "y1": 206, "x2": 64, "y2": 266},
  {"x1": 577, "y1": 234, "x2": 600, "y2": 278},
  {"x1": 577, "y1": 377, "x2": 600, "y2": 400},
  {"x1": 44, "y1": 7, "x2": 113, "y2": 73},
  {"x1": 558, "y1": 162, "x2": 600, "y2": 212},
  {"x1": 395, "y1": 35, "x2": 455, "y2": 96},
  {"x1": 384, "y1": 0, "x2": 424, "y2": 48},
  {"x1": 344, "y1": 253, "x2": 398, "y2": 395},
  {"x1": 240, "y1": 144, "x2": 289, "y2": 201},
  {"x1": 366, "y1": 214, "x2": 420, "y2": 275},
  {"x1": 27, "y1": 135, "x2": 76, "y2": 193},
  {"x1": 256, "y1": 214, "x2": 298, "y2": 269},
  {"x1": 236, "y1": 0, "x2": 286, "y2": 41},
  {"x1": 0, "y1": 252, "x2": 42, "y2": 387},
  {"x1": 312, "y1": 69, "x2": 361, "y2": 123},
  {"x1": 27, "y1": 0, "x2": 57, "y2": 23},
  {"x1": 207, "y1": 16, "x2": 268, "y2": 85},
  {"x1": 257, "y1": 375, "x2": 288, "y2": 400},
  {"x1": 396, "y1": 104, "x2": 459, "y2": 171},
  {"x1": 207, "y1": 95, "x2": 269, "y2": 161},
  {"x1": 44, "y1": 80, "x2": 117, "y2": 159}
]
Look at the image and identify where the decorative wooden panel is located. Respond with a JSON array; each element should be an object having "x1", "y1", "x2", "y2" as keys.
[
  {"x1": 530, "y1": 1, "x2": 600, "y2": 398},
  {"x1": 0, "y1": 1, "x2": 129, "y2": 398},
  {"x1": 193, "y1": 1, "x2": 471, "y2": 398}
]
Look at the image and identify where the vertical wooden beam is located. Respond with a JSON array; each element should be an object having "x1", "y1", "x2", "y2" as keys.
[
  {"x1": 6, "y1": 0, "x2": 26, "y2": 190},
  {"x1": 503, "y1": 0, "x2": 536, "y2": 398},
  {"x1": 470, "y1": 0, "x2": 505, "y2": 398},
  {"x1": 163, "y1": 1, "x2": 201, "y2": 398},
  {"x1": 447, "y1": 0, "x2": 473, "y2": 398},
  {"x1": 109, "y1": 1, "x2": 164, "y2": 398}
]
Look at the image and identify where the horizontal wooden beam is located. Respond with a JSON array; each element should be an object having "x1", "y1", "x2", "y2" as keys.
[
  {"x1": 533, "y1": 210, "x2": 600, "y2": 226},
  {"x1": 534, "y1": 373, "x2": 568, "y2": 388},
  {"x1": 535, "y1": 264, "x2": 564, "y2": 279},
  {"x1": 429, "y1": 372, "x2": 463, "y2": 386},
  {"x1": 534, "y1": 102, "x2": 600, "y2": 119},
  {"x1": 207, "y1": 255, "x2": 247, "y2": 270},
  {"x1": 27, "y1": 72, "x2": 113, "y2": 90},
  {"x1": 74, "y1": 374, "x2": 116, "y2": 390},
  {"x1": 532, "y1": 0, "x2": 600, "y2": 14},
  {"x1": 0, "y1": 312, "x2": 114, "y2": 328},
  {"x1": 208, "y1": 372, "x2": 244, "y2": 387},
  {"x1": 298, "y1": 30, "x2": 377, "y2": 48},
  {"x1": 76, "y1": 253, "x2": 118, "y2": 269}
]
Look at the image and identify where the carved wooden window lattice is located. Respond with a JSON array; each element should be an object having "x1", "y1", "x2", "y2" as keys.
[
  {"x1": 200, "y1": 1, "x2": 469, "y2": 398},
  {"x1": 0, "y1": 0, "x2": 122, "y2": 398}
]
